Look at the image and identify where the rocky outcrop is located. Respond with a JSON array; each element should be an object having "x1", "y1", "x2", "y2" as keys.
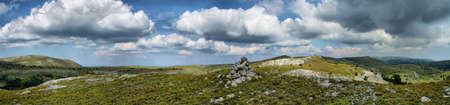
[
  {"x1": 283, "y1": 69, "x2": 353, "y2": 81},
  {"x1": 354, "y1": 70, "x2": 388, "y2": 84},
  {"x1": 226, "y1": 57, "x2": 260, "y2": 87},
  {"x1": 283, "y1": 69, "x2": 388, "y2": 84},
  {"x1": 259, "y1": 58, "x2": 306, "y2": 67}
]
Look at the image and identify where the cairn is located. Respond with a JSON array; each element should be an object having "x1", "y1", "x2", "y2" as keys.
[{"x1": 225, "y1": 56, "x2": 259, "y2": 87}]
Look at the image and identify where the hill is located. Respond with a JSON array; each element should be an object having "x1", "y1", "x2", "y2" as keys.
[
  {"x1": 0, "y1": 55, "x2": 82, "y2": 68},
  {"x1": 424, "y1": 60, "x2": 450, "y2": 71},
  {"x1": 375, "y1": 56, "x2": 433, "y2": 65},
  {"x1": 0, "y1": 55, "x2": 448, "y2": 104},
  {"x1": 331, "y1": 56, "x2": 445, "y2": 84}
]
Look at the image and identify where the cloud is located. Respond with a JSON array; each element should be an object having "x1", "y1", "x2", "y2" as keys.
[
  {"x1": 280, "y1": 45, "x2": 322, "y2": 55},
  {"x1": 178, "y1": 50, "x2": 193, "y2": 55},
  {"x1": 112, "y1": 33, "x2": 266, "y2": 55},
  {"x1": 0, "y1": 0, "x2": 154, "y2": 47},
  {"x1": 315, "y1": 0, "x2": 450, "y2": 38},
  {"x1": 0, "y1": 3, "x2": 8, "y2": 14},
  {"x1": 324, "y1": 46, "x2": 361, "y2": 57},
  {"x1": 175, "y1": 6, "x2": 288, "y2": 43},
  {"x1": 256, "y1": 0, "x2": 284, "y2": 15},
  {"x1": 286, "y1": 0, "x2": 450, "y2": 49}
]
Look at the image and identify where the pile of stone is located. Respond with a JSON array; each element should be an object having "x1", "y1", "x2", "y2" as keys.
[{"x1": 225, "y1": 56, "x2": 259, "y2": 87}]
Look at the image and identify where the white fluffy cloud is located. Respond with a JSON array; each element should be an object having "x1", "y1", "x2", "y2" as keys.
[
  {"x1": 0, "y1": 0, "x2": 154, "y2": 47},
  {"x1": 176, "y1": 6, "x2": 288, "y2": 43},
  {"x1": 178, "y1": 50, "x2": 193, "y2": 55},
  {"x1": 112, "y1": 33, "x2": 265, "y2": 55},
  {"x1": 175, "y1": 1, "x2": 395, "y2": 47},
  {"x1": 256, "y1": 0, "x2": 284, "y2": 15},
  {"x1": 0, "y1": 3, "x2": 8, "y2": 14}
]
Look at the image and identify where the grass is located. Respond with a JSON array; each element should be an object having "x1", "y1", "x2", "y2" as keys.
[
  {"x1": 0, "y1": 55, "x2": 449, "y2": 104},
  {"x1": 299, "y1": 56, "x2": 364, "y2": 77},
  {"x1": 0, "y1": 68, "x2": 448, "y2": 104},
  {"x1": 0, "y1": 55, "x2": 82, "y2": 68}
]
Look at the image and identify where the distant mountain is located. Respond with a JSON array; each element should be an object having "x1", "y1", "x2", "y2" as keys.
[
  {"x1": 374, "y1": 56, "x2": 433, "y2": 64},
  {"x1": 0, "y1": 55, "x2": 82, "y2": 68},
  {"x1": 425, "y1": 60, "x2": 450, "y2": 71}
]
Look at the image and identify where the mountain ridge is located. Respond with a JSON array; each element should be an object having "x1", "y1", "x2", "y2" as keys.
[{"x1": 0, "y1": 55, "x2": 82, "y2": 68}]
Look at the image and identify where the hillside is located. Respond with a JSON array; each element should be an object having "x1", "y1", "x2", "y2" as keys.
[
  {"x1": 375, "y1": 56, "x2": 433, "y2": 65},
  {"x1": 425, "y1": 60, "x2": 450, "y2": 71},
  {"x1": 0, "y1": 55, "x2": 449, "y2": 104},
  {"x1": 0, "y1": 56, "x2": 448, "y2": 104},
  {"x1": 330, "y1": 56, "x2": 446, "y2": 84},
  {"x1": 0, "y1": 55, "x2": 82, "y2": 68}
]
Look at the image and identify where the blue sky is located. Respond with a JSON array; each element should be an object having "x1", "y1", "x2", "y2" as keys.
[{"x1": 0, "y1": 0, "x2": 449, "y2": 66}]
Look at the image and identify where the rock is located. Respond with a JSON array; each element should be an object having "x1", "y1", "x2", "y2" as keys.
[
  {"x1": 283, "y1": 69, "x2": 386, "y2": 84},
  {"x1": 318, "y1": 80, "x2": 332, "y2": 87},
  {"x1": 263, "y1": 90, "x2": 276, "y2": 95},
  {"x1": 17, "y1": 90, "x2": 30, "y2": 95},
  {"x1": 421, "y1": 96, "x2": 431, "y2": 102},
  {"x1": 225, "y1": 57, "x2": 258, "y2": 87},
  {"x1": 210, "y1": 97, "x2": 224, "y2": 103},
  {"x1": 41, "y1": 76, "x2": 87, "y2": 86},
  {"x1": 39, "y1": 85, "x2": 67, "y2": 91},
  {"x1": 331, "y1": 91, "x2": 340, "y2": 97},
  {"x1": 119, "y1": 74, "x2": 137, "y2": 79},
  {"x1": 259, "y1": 58, "x2": 305, "y2": 67},
  {"x1": 226, "y1": 93, "x2": 235, "y2": 98}
]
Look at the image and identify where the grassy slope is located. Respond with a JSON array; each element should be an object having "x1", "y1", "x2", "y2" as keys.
[
  {"x1": 0, "y1": 55, "x2": 82, "y2": 68},
  {"x1": 333, "y1": 56, "x2": 446, "y2": 83},
  {"x1": 0, "y1": 68, "x2": 448, "y2": 104},
  {"x1": 252, "y1": 56, "x2": 363, "y2": 78},
  {"x1": 0, "y1": 55, "x2": 449, "y2": 104}
]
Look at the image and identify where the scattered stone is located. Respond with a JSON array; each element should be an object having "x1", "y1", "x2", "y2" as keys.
[
  {"x1": 17, "y1": 90, "x2": 30, "y2": 95},
  {"x1": 226, "y1": 93, "x2": 235, "y2": 98},
  {"x1": 332, "y1": 91, "x2": 340, "y2": 97},
  {"x1": 119, "y1": 74, "x2": 137, "y2": 79},
  {"x1": 263, "y1": 90, "x2": 276, "y2": 95},
  {"x1": 39, "y1": 85, "x2": 67, "y2": 91},
  {"x1": 85, "y1": 77, "x2": 114, "y2": 82},
  {"x1": 210, "y1": 97, "x2": 224, "y2": 103},
  {"x1": 385, "y1": 87, "x2": 396, "y2": 93},
  {"x1": 41, "y1": 76, "x2": 87, "y2": 86},
  {"x1": 318, "y1": 80, "x2": 332, "y2": 87},
  {"x1": 421, "y1": 96, "x2": 431, "y2": 102},
  {"x1": 246, "y1": 98, "x2": 254, "y2": 104}
]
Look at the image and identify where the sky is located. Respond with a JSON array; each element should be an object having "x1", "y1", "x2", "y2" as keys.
[{"x1": 0, "y1": 0, "x2": 449, "y2": 66}]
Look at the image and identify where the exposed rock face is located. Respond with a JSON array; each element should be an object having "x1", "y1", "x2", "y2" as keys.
[
  {"x1": 259, "y1": 57, "x2": 310, "y2": 67},
  {"x1": 354, "y1": 70, "x2": 388, "y2": 84},
  {"x1": 283, "y1": 69, "x2": 388, "y2": 84},
  {"x1": 226, "y1": 57, "x2": 259, "y2": 87},
  {"x1": 283, "y1": 69, "x2": 353, "y2": 81}
]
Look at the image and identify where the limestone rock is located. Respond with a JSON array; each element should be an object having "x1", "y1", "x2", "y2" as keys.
[{"x1": 225, "y1": 57, "x2": 259, "y2": 87}]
